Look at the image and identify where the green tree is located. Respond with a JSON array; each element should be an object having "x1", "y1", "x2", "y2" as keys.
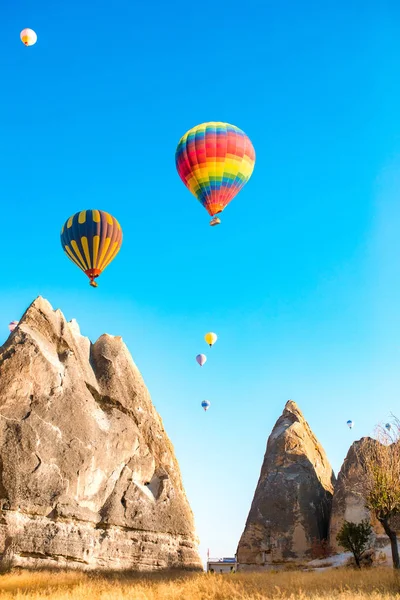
[
  {"x1": 336, "y1": 520, "x2": 372, "y2": 568},
  {"x1": 356, "y1": 422, "x2": 400, "y2": 569}
]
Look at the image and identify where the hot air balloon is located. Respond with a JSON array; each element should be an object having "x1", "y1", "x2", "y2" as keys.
[
  {"x1": 196, "y1": 354, "x2": 207, "y2": 367},
  {"x1": 61, "y1": 210, "x2": 122, "y2": 287},
  {"x1": 385, "y1": 423, "x2": 392, "y2": 431},
  {"x1": 201, "y1": 400, "x2": 210, "y2": 412},
  {"x1": 347, "y1": 420, "x2": 354, "y2": 429},
  {"x1": 176, "y1": 122, "x2": 255, "y2": 226},
  {"x1": 8, "y1": 321, "x2": 18, "y2": 332},
  {"x1": 20, "y1": 29, "x2": 37, "y2": 46},
  {"x1": 204, "y1": 332, "x2": 217, "y2": 347}
]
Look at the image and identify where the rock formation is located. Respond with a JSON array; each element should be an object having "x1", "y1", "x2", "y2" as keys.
[
  {"x1": 237, "y1": 400, "x2": 336, "y2": 568},
  {"x1": 0, "y1": 297, "x2": 202, "y2": 571},
  {"x1": 329, "y1": 439, "x2": 398, "y2": 552}
]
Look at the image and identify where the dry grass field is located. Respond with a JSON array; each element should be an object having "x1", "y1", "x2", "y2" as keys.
[{"x1": 0, "y1": 568, "x2": 399, "y2": 600}]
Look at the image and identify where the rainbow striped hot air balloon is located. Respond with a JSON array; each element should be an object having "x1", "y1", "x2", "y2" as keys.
[
  {"x1": 61, "y1": 210, "x2": 122, "y2": 287},
  {"x1": 176, "y1": 122, "x2": 255, "y2": 226}
]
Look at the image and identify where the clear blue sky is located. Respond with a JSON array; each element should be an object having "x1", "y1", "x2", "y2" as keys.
[{"x1": 2, "y1": 0, "x2": 400, "y2": 566}]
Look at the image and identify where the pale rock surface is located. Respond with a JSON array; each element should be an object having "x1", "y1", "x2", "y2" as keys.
[
  {"x1": 0, "y1": 297, "x2": 202, "y2": 571},
  {"x1": 329, "y1": 438, "x2": 397, "y2": 552},
  {"x1": 237, "y1": 401, "x2": 336, "y2": 569}
]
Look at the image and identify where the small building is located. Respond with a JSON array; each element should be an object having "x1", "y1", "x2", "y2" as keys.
[{"x1": 207, "y1": 556, "x2": 237, "y2": 573}]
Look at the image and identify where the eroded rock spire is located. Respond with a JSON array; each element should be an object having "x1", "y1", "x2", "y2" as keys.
[{"x1": 0, "y1": 297, "x2": 201, "y2": 571}]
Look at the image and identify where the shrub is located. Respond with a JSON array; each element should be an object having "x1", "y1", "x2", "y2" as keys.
[{"x1": 336, "y1": 519, "x2": 372, "y2": 568}]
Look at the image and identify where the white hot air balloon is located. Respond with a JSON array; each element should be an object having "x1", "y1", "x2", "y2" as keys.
[
  {"x1": 346, "y1": 420, "x2": 354, "y2": 429},
  {"x1": 196, "y1": 354, "x2": 207, "y2": 367},
  {"x1": 8, "y1": 321, "x2": 18, "y2": 332},
  {"x1": 20, "y1": 28, "x2": 37, "y2": 46},
  {"x1": 385, "y1": 423, "x2": 392, "y2": 432}
]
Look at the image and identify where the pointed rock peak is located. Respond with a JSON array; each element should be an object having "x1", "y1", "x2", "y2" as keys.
[
  {"x1": 329, "y1": 437, "x2": 387, "y2": 552},
  {"x1": 24, "y1": 295, "x2": 54, "y2": 315},
  {"x1": 15, "y1": 297, "x2": 87, "y2": 345},
  {"x1": 19, "y1": 296, "x2": 64, "y2": 328},
  {"x1": 269, "y1": 400, "x2": 306, "y2": 441},
  {"x1": 0, "y1": 298, "x2": 201, "y2": 571},
  {"x1": 237, "y1": 401, "x2": 336, "y2": 567},
  {"x1": 283, "y1": 399, "x2": 303, "y2": 418}
]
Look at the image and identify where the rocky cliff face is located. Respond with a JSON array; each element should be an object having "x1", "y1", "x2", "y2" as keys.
[
  {"x1": 237, "y1": 401, "x2": 336, "y2": 568},
  {"x1": 0, "y1": 297, "x2": 201, "y2": 571},
  {"x1": 329, "y1": 439, "x2": 390, "y2": 552}
]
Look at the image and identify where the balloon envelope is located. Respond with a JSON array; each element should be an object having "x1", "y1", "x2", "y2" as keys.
[
  {"x1": 8, "y1": 321, "x2": 18, "y2": 332},
  {"x1": 205, "y1": 332, "x2": 217, "y2": 347},
  {"x1": 176, "y1": 122, "x2": 255, "y2": 225},
  {"x1": 346, "y1": 420, "x2": 354, "y2": 429},
  {"x1": 61, "y1": 209, "x2": 122, "y2": 287},
  {"x1": 20, "y1": 28, "x2": 37, "y2": 46},
  {"x1": 201, "y1": 400, "x2": 210, "y2": 411},
  {"x1": 196, "y1": 354, "x2": 207, "y2": 366}
]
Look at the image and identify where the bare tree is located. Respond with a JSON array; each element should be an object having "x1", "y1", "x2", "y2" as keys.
[{"x1": 356, "y1": 420, "x2": 400, "y2": 569}]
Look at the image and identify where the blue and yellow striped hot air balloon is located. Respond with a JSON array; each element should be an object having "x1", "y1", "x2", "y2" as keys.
[{"x1": 60, "y1": 210, "x2": 123, "y2": 287}]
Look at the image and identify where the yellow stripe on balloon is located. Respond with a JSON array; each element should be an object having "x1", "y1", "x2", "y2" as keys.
[
  {"x1": 187, "y1": 173, "x2": 198, "y2": 187},
  {"x1": 65, "y1": 246, "x2": 85, "y2": 271},
  {"x1": 98, "y1": 238, "x2": 116, "y2": 270},
  {"x1": 92, "y1": 210, "x2": 100, "y2": 223},
  {"x1": 71, "y1": 240, "x2": 88, "y2": 270},
  {"x1": 92, "y1": 235, "x2": 100, "y2": 268},
  {"x1": 67, "y1": 216, "x2": 74, "y2": 228},
  {"x1": 97, "y1": 237, "x2": 111, "y2": 270},
  {"x1": 226, "y1": 158, "x2": 243, "y2": 171},
  {"x1": 104, "y1": 212, "x2": 113, "y2": 225},
  {"x1": 61, "y1": 224, "x2": 64, "y2": 234},
  {"x1": 215, "y1": 164, "x2": 226, "y2": 177},
  {"x1": 101, "y1": 242, "x2": 120, "y2": 270},
  {"x1": 241, "y1": 158, "x2": 255, "y2": 177},
  {"x1": 78, "y1": 210, "x2": 87, "y2": 224},
  {"x1": 81, "y1": 236, "x2": 91, "y2": 269}
]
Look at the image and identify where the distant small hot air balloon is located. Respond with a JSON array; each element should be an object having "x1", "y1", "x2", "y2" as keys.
[
  {"x1": 385, "y1": 423, "x2": 392, "y2": 431},
  {"x1": 8, "y1": 321, "x2": 18, "y2": 332},
  {"x1": 61, "y1": 209, "x2": 123, "y2": 287},
  {"x1": 196, "y1": 354, "x2": 207, "y2": 367},
  {"x1": 20, "y1": 28, "x2": 37, "y2": 46},
  {"x1": 205, "y1": 332, "x2": 217, "y2": 347},
  {"x1": 201, "y1": 400, "x2": 210, "y2": 412},
  {"x1": 176, "y1": 122, "x2": 255, "y2": 226},
  {"x1": 347, "y1": 420, "x2": 354, "y2": 429}
]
